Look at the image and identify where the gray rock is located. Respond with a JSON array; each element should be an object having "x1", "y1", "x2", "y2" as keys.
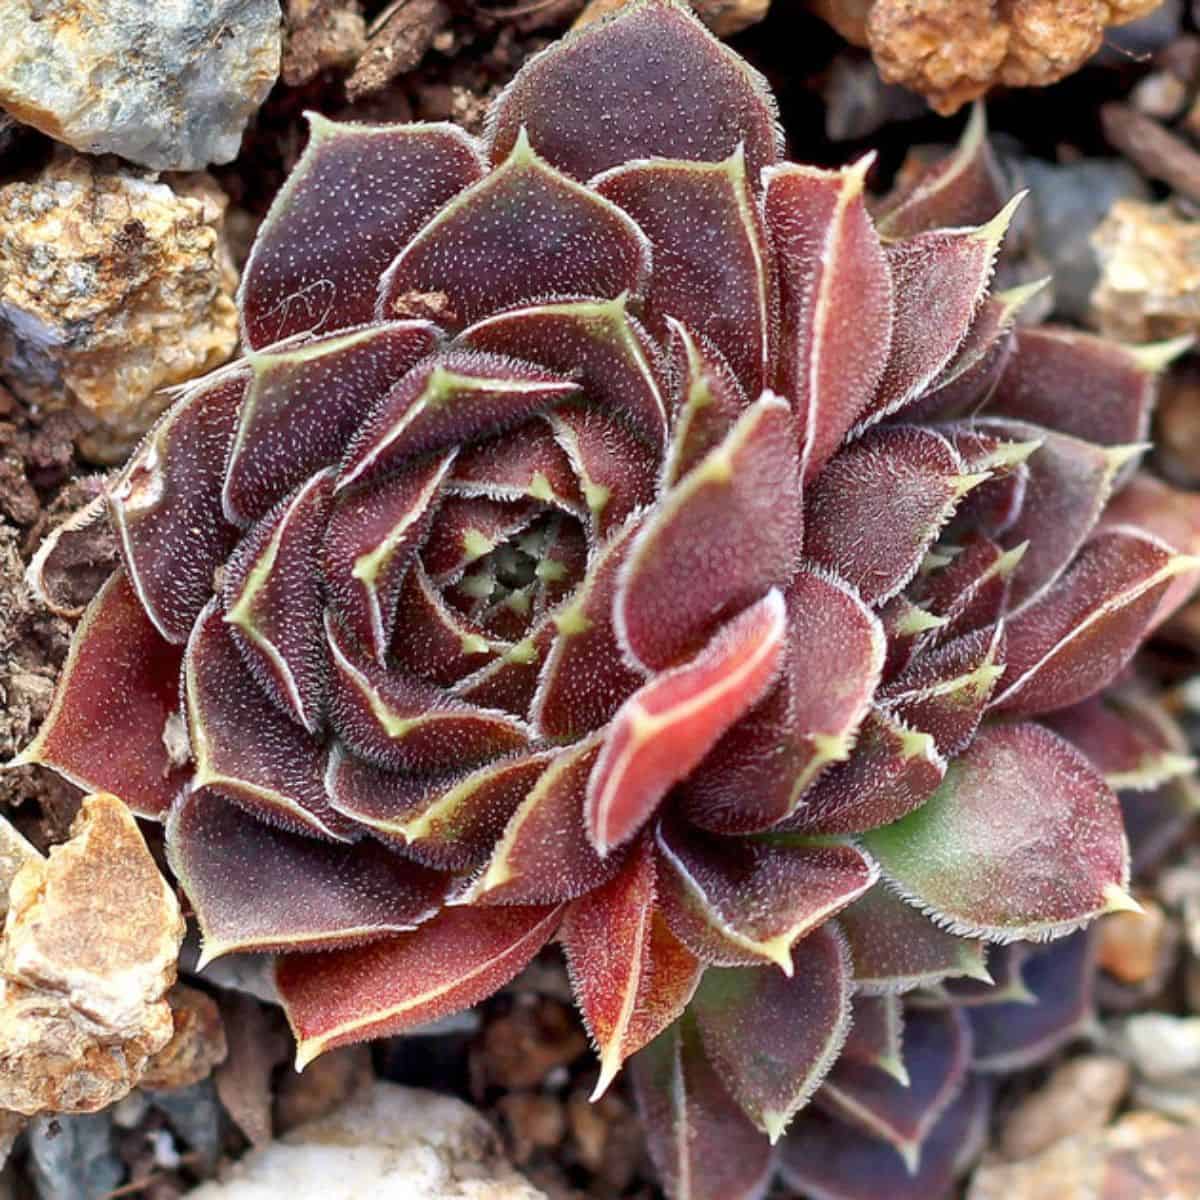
[
  {"x1": 149, "y1": 1080, "x2": 224, "y2": 1174},
  {"x1": 0, "y1": 1, "x2": 281, "y2": 170},
  {"x1": 1020, "y1": 157, "x2": 1150, "y2": 323},
  {"x1": 26, "y1": 1111, "x2": 122, "y2": 1200}
]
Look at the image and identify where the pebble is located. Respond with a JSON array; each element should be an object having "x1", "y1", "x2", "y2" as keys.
[
  {"x1": 1112, "y1": 1013, "x2": 1200, "y2": 1081},
  {"x1": 0, "y1": 815, "x2": 38, "y2": 925},
  {"x1": 1090, "y1": 199, "x2": 1200, "y2": 342},
  {"x1": 0, "y1": 794, "x2": 184, "y2": 1116},
  {"x1": 969, "y1": 1111, "x2": 1200, "y2": 1200},
  {"x1": 26, "y1": 1110, "x2": 122, "y2": 1200},
  {"x1": 0, "y1": 153, "x2": 238, "y2": 463},
  {"x1": 0, "y1": 0, "x2": 280, "y2": 170},
  {"x1": 998, "y1": 1055, "x2": 1130, "y2": 1160},
  {"x1": 188, "y1": 1082, "x2": 548, "y2": 1199},
  {"x1": 1096, "y1": 899, "x2": 1171, "y2": 985},
  {"x1": 1020, "y1": 157, "x2": 1149, "y2": 323}
]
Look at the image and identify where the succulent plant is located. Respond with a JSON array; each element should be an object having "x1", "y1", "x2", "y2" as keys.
[{"x1": 16, "y1": 2, "x2": 1200, "y2": 1196}]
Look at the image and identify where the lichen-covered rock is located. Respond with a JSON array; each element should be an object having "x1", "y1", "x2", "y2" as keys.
[
  {"x1": 1090, "y1": 199, "x2": 1200, "y2": 343},
  {"x1": 189, "y1": 1082, "x2": 547, "y2": 1199},
  {"x1": 0, "y1": 153, "x2": 238, "y2": 463},
  {"x1": 810, "y1": 0, "x2": 1163, "y2": 114},
  {"x1": 0, "y1": 0, "x2": 281, "y2": 170},
  {"x1": 0, "y1": 794, "x2": 185, "y2": 1116}
]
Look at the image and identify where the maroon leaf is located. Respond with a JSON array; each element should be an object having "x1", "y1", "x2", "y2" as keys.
[
  {"x1": 223, "y1": 470, "x2": 334, "y2": 732},
  {"x1": 587, "y1": 590, "x2": 787, "y2": 855},
  {"x1": 617, "y1": 394, "x2": 801, "y2": 670},
  {"x1": 818, "y1": 1007, "x2": 970, "y2": 1171},
  {"x1": 326, "y1": 745, "x2": 552, "y2": 870},
  {"x1": 841, "y1": 995, "x2": 908, "y2": 1085},
  {"x1": 458, "y1": 295, "x2": 668, "y2": 448},
  {"x1": 781, "y1": 708, "x2": 945, "y2": 837},
  {"x1": 15, "y1": 571, "x2": 187, "y2": 819},
  {"x1": 857, "y1": 198, "x2": 1019, "y2": 429},
  {"x1": 804, "y1": 426, "x2": 985, "y2": 605},
  {"x1": 224, "y1": 323, "x2": 440, "y2": 526},
  {"x1": 448, "y1": 417, "x2": 586, "y2": 513},
  {"x1": 838, "y1": 886, "x2": 989, "y2": 993},
  {"x1": 323, "y1": 451, "x2": 456, "y2": 663},
  {"x1": 338, "y1": 350, "x2": 579, "y2": 494},
  {"x1": 878, "y1": 624, "x2": 1005, "y2": 758},
  {"x1": 548, "y1": 407, "x2": 659, "y2": 539},
  {"x1": 326, "y1": 611, "x2": 531, "y2": 774},
  {"x1": 185, "y1": 601, "x2": 351, "y2": 839},
  {"x1": 863, "y1": 722, "x2": 1131, "y2": 942},
  {"x1": 595, "y1": 150, "x2": 773, "y2": 395},
  {"x1": 876, "y1": 103, "x2": 1009, "y2": 236},
  {"x1": 1044, "y1": 688, "x2": 1194, "y2": 793},
  {"x1": 992, "y1": 527, "x2": 1193, "y2": 718},
  {"x1": 656, "y1": 821, "x2": 876, "y2": 971},
  {"x1": 531, "y1": 514, "x2": 646, "y2": 742},
  {"x1": 1099, "y1": 471, "x2": 1200, "y2": 628},
  {"x1": 680, "y1": 567, "x2": 884, "y2": 833},
  {"x1": 969, "y1": 417, "x2": 1139, "y2": 609},
  {"x1": 460, "y1": 733, "x2": 615, "y2": 905},
  {"x1": 988, "y1": 325, "x2": 1180, "y2": 449},
  {"x1": 662, "y1": 321, "x2": 749, "y2": 487},
  {"x1": 239, "y1": 116, "x2": 484, "y2": 347},
  {"x1": 763, "y1": 157, "x2": 892, "y2": 477},
  {"x1": 486, "y1": 0, "x2": 780, "y2": 184},
  {"x1": 167, "y1": 789, "x2": 449, "y2": 963},
  {"x1": 969, "y1": 931, "x2": 1096, "y2": 1071},
  {"x1": 781, "y1": 1075, "x2": 990, "y2": 1200},
  {"x1": 108, "y1": 370, "x2": 246, "y2": 642},
  {"x1": 560, "y1": 835, "x2": 702, "y2": 1098},
  {"x1": 378, "y1": 130, "x2": 650, "y2": 332},
  {"x1": 692, "y1": 925, "x2": 852, "y2": 1141},
  {"x1": 629, "y1": 1020, "x2": 775, "y2": 1200},
  {"x1": 387, "y1": 564, "x2": 503, "y2": 687},
  {"x1": 277, "y1": 904, "x2": 562, "y2": 1068}
]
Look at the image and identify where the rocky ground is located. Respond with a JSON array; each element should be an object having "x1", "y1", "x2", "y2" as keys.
[{"x1": 4, "y1": 1, "x2": 1200, "y2": 1198}]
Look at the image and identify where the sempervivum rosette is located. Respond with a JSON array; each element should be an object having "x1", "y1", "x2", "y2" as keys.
[{"x1": 16, "y1": 3, "x2": 1200, "y2": 1197}]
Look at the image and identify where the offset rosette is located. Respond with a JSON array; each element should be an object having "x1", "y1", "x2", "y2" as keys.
[{"x1": 16, "y1": 3, "x2": 1200, "y2": 1198}]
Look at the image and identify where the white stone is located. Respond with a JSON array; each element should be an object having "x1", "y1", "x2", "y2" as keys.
[{"x1": 188, "y1": 1082, "x2": 548, "y2": 1200}]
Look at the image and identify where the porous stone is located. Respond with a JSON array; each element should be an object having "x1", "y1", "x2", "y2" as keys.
[
  {"x1": 0, "y1": 0, "x2": 281, "y2": 170},
  {"x1": 810, "y1": 0, "x2": 1162, "y2": 115},
  {"x1": 1090, "y1": 199, "x2": 1200, "y2": 342},
  {"x1": 0, "y1": 794, "x2": 185, "y2": 1116},
  {"x1": 0, "y1": 153, "x2": 238, "y2": 462},
  {"x1": 139, "y1": 985, "x2": 228, "y2": 1091},
  {"x1": 0, "y1": 816, "x2": 38, "y2": 924},
  {"x1": 188, "y1": 1082, "x2": 548, "y2": 1199}
]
